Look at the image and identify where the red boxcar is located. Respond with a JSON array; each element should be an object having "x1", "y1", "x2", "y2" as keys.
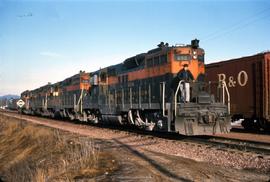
[{"x1": 205, "y1": 52, "x2": 270, "y2": 130}]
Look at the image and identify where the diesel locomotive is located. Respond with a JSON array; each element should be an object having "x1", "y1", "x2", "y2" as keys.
[{"x1": 21, "y1": 40, "x2": 231, "y2": 135}]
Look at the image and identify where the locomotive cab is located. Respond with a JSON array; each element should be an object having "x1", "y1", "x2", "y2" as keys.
[{"x1": 171, "y1": 39, "x2": 205, "y2": 82}]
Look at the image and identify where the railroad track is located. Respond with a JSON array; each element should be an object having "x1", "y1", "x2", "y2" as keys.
[
  {"x1": 1, "y1": 109, "x2": 270, "y2": 156},
  {"x1": 187, "y1": 136, "x2": 270, "y2": 156},
  {"x1": 231, "y1": 127, "x2": 270, "y2": 135},
  {"x1": 129, "y1": 130, "x2": 270, "y2": 156}
]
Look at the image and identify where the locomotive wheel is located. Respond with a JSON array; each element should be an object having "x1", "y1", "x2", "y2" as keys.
[
  {"x1": 263, "y1": 120, "x2": 270, "y2": 132},
  {"x1": 241, "y1": 119, "x2": 253, "y2": 131},
  {"x1": 258, "y1": 119, "x2": 268, "y2": 131},
  {"x1": 93, "y1": 116, "x2": 99, "y2": 124},
  {"x1": 253, "y1": 119, "x2": 262, "y2": 131},
  {"x1": 53, "y1": 111, "x2": 62, "y2": 119},
  {"x1": 267, "y1": 124, "x2": 270, "y2": 132},
  {"x1": 242, "y1": 119, "x2": 260, "y2": 131}
]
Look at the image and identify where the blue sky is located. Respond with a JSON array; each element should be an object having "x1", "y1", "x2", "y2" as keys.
[{"x1": 0, "y1": 0, "x2": 270, "y2": 95}]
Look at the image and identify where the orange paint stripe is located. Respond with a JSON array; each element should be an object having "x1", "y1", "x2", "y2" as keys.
[{"x1": 66, "y1": 85, "x2": 80, "y2": 92}]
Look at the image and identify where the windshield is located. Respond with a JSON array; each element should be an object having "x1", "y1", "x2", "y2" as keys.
[
  {"x1": 198, "y1": 54, "x2": 205, "y2": 62},
  {"x1": 175, "y1": 54, "x2": 191, "y2": 61}
]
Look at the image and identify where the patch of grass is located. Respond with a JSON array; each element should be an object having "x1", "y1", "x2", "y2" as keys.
[{"x1": 0, "y1": 114, "x2": 117, "y2": 181}]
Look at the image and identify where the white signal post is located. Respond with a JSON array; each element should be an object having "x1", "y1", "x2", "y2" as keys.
[{"x1": 16, "y1": 99, "x2": 25, "y2": 121}]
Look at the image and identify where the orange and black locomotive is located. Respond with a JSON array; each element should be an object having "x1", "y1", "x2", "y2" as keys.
[{"x1": 21, "y1": 40, "x2": 231, "y2": 135}]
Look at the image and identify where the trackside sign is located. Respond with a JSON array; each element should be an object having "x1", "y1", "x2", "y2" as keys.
[{"x1": 16, "y1": 99, "x2": 25, "y2": 108}]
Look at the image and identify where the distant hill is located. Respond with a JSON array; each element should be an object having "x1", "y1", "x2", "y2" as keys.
[
  {"x1": 0, "y1": 95, "x2": 20, "y2": 100},
  {"x1": 0, "y1": 95, "x2": 20, "y2": 107}
]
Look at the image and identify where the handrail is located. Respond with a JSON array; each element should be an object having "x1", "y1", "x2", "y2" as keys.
[
  {"x1": 222, "y1": 81, "x2": 231, "y2": 115},
  {"x1": 42, "y1": 93, "x2": 48, "y2": 110},
  {"x1": 162, "y1": 82, "x2": 166, "y2": 116},
  {"x1": 76, "y1": 88, "x2": 84, "y2": 113},
  {"x1": 174, "y1": 80, "x2": 184, "y2": 116},
  {"x1": 173, "y1": 80, "x2": 230, "y2": 117}
]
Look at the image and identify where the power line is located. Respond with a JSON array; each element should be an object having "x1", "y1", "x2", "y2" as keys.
[{"x1": 201, "y1": 7, "x2": 270, "y2": 42}]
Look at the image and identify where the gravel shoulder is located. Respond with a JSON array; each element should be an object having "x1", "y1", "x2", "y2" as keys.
[{"x1": 1, "y1": 112, "x2": 270, "y2": 181}]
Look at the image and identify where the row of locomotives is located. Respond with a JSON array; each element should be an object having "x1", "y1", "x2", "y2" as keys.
[
  {"x1": 87, "y1": 39, "x2": 232, "y2": 135},
  {"x1": 56, "y1": 71, "x2": 91, "y2": 121},
  {"x1": 20, "y1": 39, "x2": 231, "y2": 136},
  {"x1": 7, "y1": 98, "x2": 19, "y2": 110},
  {"x1": 20, "y1": 71, "x2": 91, "y2": 120}
]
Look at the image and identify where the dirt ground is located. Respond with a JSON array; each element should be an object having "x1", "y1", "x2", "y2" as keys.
[{"x1": 0, "y1": 114, "x2": 269, "y2": 181}]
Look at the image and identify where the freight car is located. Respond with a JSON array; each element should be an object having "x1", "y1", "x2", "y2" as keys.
[
  {"x1": 21, "y1": 40, "x2": 231, "y2": 135},
  {"x1": 205, "y1": 52, "x2": 270, "y2": 131}
]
